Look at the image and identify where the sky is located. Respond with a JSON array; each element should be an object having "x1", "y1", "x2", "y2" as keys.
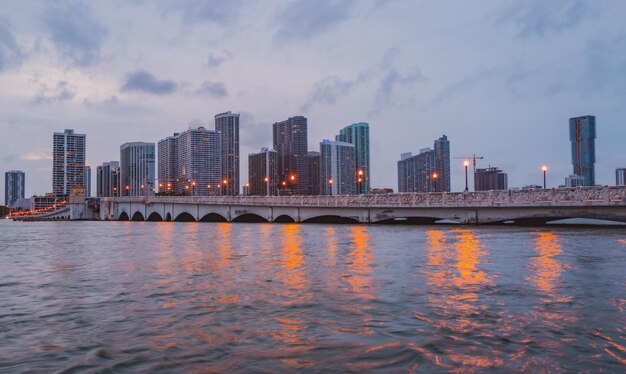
[{"x1": 1, "y1": 0, "x2": 625, "y2": 199}]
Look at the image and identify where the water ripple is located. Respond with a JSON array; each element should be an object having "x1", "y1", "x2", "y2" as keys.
[{"x1": 1, "y1": 221, "x2": 625, "y2": 372}]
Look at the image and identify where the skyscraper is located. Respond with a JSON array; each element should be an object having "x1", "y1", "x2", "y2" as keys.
[
  {"x1": 157, "y1": 127, "x2": 222, "y2": 196},
  {"x1": 474, "y1": 167, "x2": 508, "y2": 191},
  {"x1": 616, "y1": 168, "x2": 626, "y2": 186},
  {"x1": 120, "y1": 142, "x2": 155, "y2": 197},
  {"x1": 215, "y1": 111, "x2": 240, "y2": 195},
  {"x1": 248, "y1": 148, "x2": 278, "y2": 196},
  {"x1": 157, "y1": 133, "x2": 178, "y2": 194},
  {"x1": 569, "y1": 115, "x2": 596, "y2": 186},
  {"x1": 336, "y1": 122, "x2": 370, "y2": 194},
  {"x1": 397, "y1": 135, "x2": 451, "y2": 193},
  {"x1": 307, "y1": 151, "x2": 321, "y2": 196},
  {"x1": 4, "y1": 170, "x2": 25, "y2": 208},
  {"x1": 96, "y1": 161, "x2": 120, "y2": 197},
  {"x1": 85, "y1": 165, "x2": 91, "y2": 197},
  {"x1": 52, "y1": 129, "x2": 86, "y2": 196},
  {"x1": 273, "y1": 116, "x2": 309, "y2": 195},
  {"x1": 177, "y1": 127, "x2": 222, "y2": 196},
  {"x1": 320, "y1": 140, "x2": 356, "y2": 195},
  {"x1": 434, "y1": 135, "x2": 451, "y2": 193}
]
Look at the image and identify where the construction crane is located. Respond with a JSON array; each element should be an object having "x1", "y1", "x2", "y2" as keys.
[{"x1": 453, "y1": 154, "x2": 484, "y2": 174}]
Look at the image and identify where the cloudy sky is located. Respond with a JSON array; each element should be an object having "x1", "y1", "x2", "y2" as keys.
[{"x1": 1, "y1": 0, "x2": 625, "y2": 198}]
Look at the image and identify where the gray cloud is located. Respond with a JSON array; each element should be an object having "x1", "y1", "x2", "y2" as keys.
[
  {"x1": 121, "y1": 70, "x2": 178, "y2": 95},
  {"x1": 43, "y1": 1, "x2": 108, "y2": 67},
  {"x1": 300, "y1": 74, "x2": 365, "y2": 112},
  {"x1": 33, "y1": 80, "x2": 76, "y2": 104},
  {"x1": 195, "y1": 80, "x2": 227, "y2": 98},
  {"x1": 274, "y1": 0, "x2": 355, "y2": 41},
  {"x1": 498, "y1": 0, "x2": 590, "y2": 38},
  {"x1": 374, "y1": 68, "x2": 425, "y2": 110},
  {"x1": 164, "y1": 0, "x2": 243, "y2": 25},
  {"x1": 207, "y1": 50, "x2": 230, "y2": 68},
  {"x1": 0, "y1": 18, "x2": 23, "y2": 72}
]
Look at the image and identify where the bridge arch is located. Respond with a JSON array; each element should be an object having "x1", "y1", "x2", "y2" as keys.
[
  {"x1": 147, "y1": 212, "x2": 163, "y2": 222},
  {"x1": 274, "y1": 214, "x2": 295, "y2": 223},
  {"x1": 200, "y1": 213, "x2": 227, "y2": 222},
  {"x1": 174, "y1": 212, "x2": 196, "y2": 222},
  {"x1": 131, "y1": 212, "x2": 145, "y2": 221},
  {"x1": 119, "y1": 212, "x2": 129, "y2": 221},
  {"x1": 232, "y1": 213, "x2": 268, "y2": 223},
  {"x1": 302, "y1": 215, "x2": 359, "y2": 224}
]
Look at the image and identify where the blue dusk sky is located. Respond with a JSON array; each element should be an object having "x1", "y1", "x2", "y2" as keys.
[{"x1": 1, "y1": 0, "x2": 625, "y2": 197}]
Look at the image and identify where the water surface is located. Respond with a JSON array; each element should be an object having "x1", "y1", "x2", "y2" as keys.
[{"x1": 1, "y1": 220, "x2": 625, "y2": 372}]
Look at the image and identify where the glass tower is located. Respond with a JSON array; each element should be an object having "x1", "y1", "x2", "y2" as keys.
[
  {"x1": 569, "y1": 115, "x2": 596, "y2": 186},
  {"x1": 336, "y1": 122, "x2": 370, "y2": 194},
  {"x1": 273, "y1": 116, "x2": 309, "y2": 195},
  {"x1": 5, "y1": 170, "x2": 25, "y2": 208},
  {"x1": 215, "y1": 111, "x2": 240, "y2": 195},
  {"x1": 120, "y1": 142, "x2": 156, "y2": 196}
]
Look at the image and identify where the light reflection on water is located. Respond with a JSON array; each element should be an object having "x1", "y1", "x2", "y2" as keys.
[{"x1": 0, "y1": 221, "x2": 625, "y2": 372}]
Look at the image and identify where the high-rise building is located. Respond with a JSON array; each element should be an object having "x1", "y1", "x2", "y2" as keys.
[
  {"x1": 85, "y1": 165, "x2": 91, "y2": 197},
  {"x1": 307, "y1": 151, "x2": 321, "y2": 195},
  {"x1": 474, "y1": 167, "x2": 508, "y2": 191},
  {"x1": 434, "y1": 135, "x2": 451, "y2": 193},
  {"x1": 52, "y1": 129, "x2": 86, "y2": 196},
  {"x1": 158, "y1": 127, "x2": 222, "y2": 196},
  {"x1": 248, "y1": 148, "x2": 279, "y2": 196},
  {"x1": 320, "y1": 140, "x2": 356, "y2": 195},
  {"x1": 397, "y1": 135, "x2": 451, "y2": 193},
  {"x1": 616, "y1": 168, "x2": 626, "y2": 186},
  {"x1": 336, "y1": 122, "x2": 370, "y2": 194},
  {"x1": 120, "y1": 142, "x2": 155, "y2": 197},
  {"x1": 157, "y1": 133, "x2": 179, "y2": 194},
  {"x1": 4, "y1": 170, "x2": 25, "y2": 208},
  {"x1": 273, "y1": 116, "x2": 309, "y2": 195},
  {"x1": 570, "y1": 115, "x2": 596, "y2": 186},
  {"x1": 177, "y1": 127, "x2": 222, "y2": 196},
  {"x1": 96, "y1": 161, "x2": 120, "y2": 197},
  {"x1": 215, "y1": 111, "x2": 240, "y2": 195}
]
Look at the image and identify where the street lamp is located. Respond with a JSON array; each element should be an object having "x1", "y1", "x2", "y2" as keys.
[
  {"x1": 222, "y1": 179, "x2": 228, "y2": 195},
  {"x1": 432, "y1": 173, "x2": 438, "y2": 193},
  {"x1": 191, "y1": 180, "x2": 196, "y2": 196},
  {"x1": 264, "y1": 177, "x2": 269, "y2": 196},
  {"x1": 357, "y1": 169, "x2": 364, "y2": 194},
  {"x1": 542, "y1": 166, "x2": 548, "y2": 189},
  {"x1": 328, "y1": 178, "x2": 333, "y2": 195},
  {"x1": 464, "y1": 160, "x2": 470, "y2": 192}
]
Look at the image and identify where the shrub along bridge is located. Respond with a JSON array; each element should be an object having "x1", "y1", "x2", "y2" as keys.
[{"x1": 89, "y1": 186, "x2": 626, "y2": 225}]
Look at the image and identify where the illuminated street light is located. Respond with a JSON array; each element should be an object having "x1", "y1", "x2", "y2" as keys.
[
  {"x1": 432, "y1": 173, "x2": 439, "y2": 193},
  {"x1": 542, "y1": 166, "x2": 548, "y2": 189}
]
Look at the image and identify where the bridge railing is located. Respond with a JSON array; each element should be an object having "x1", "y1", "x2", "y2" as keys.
[{"x1": 106, "y1": 186, "x2": 626, "y2": 208}]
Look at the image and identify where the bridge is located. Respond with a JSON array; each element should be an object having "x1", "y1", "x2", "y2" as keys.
[{"x1": 95, "y1": 186, "x2": 626, "y2": 225}]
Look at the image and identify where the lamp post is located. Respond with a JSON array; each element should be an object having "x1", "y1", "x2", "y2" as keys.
[
  {"x1": 191, "y1": 181, "x2": 197, "y2": 196},
  {"x1": 432, "y1": 173, "x2": 438, "y2": 193},
  {"x1": 357, "y1": 169, "x2": 363, "y2": 194},
  {"x1": 329, "y1": 178, "x2": 333, "y2": 195},
  {"x1": 264, "y1": 177, "x2": 269, "y2": 196},
  {"x1": 542, "y1": 166, "x2": 548, "y2": 189},
  {"x1": 222, "y1": 179, "x2": 228, "y2": 196},
  {"x1": 464, "y1": 160, "x2": 469, "y2": 192}
]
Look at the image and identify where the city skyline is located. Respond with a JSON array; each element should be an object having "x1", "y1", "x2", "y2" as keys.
[{"x1": 1, "y1": 1, "x2": 626, "y2": 198}]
